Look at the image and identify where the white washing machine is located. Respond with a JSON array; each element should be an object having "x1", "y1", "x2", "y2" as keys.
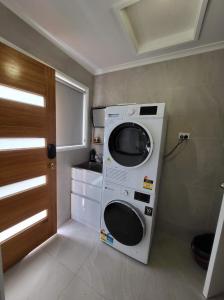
[{"x1": 100, "y1": 103, "x2": 167, "y2": 263}]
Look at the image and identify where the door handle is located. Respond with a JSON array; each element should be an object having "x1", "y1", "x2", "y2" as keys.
[
  {"x1": 47, "y1": 144, "x2": 56, "y2": 159},
  {"x1": 221, "y1": 183, "x2": 224, "y2": 190}
]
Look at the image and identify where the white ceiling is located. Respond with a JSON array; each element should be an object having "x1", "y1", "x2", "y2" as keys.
[{"x1": 1, "y1": 0, "x2": 224, "y2": 75}]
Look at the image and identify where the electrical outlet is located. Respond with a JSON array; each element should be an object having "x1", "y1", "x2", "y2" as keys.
[{"x1": 178, "y1": 132, "x2": 190, "y2": 140}]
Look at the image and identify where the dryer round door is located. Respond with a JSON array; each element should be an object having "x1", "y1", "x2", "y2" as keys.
[
  {"x1": 104, "y1": 200, "x2": 145, "y2": 246},
  {"x1": 108, "y1": 122, "x2": 153, "y2": 167}
]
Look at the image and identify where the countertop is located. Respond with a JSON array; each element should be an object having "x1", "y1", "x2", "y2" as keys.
[{"x1": 73, "y1": 161, "x2": 103, "y2": 174}]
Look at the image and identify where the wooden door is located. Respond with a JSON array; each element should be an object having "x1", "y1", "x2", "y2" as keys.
[{"x1": 0, "y1": 42, "x2": 57, "y2": 271}]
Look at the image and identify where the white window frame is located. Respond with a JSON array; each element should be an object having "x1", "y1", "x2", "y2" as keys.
[{"x1": 55, "y1": 71, "x2": 89, "y2": 152}]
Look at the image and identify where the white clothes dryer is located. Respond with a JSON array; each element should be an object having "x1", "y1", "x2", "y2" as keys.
[{"x1": 103, "y1": 103, "x2": 167, "y2": 193}]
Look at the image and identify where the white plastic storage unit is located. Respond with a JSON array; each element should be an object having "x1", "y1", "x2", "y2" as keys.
[{"x1": 71, "y1": 167, "x2": 103, "y2": 231}]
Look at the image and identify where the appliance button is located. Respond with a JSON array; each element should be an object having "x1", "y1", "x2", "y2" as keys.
[
  {"x1": 122, "y1": 190, "x2": 129, "y2": 196},
  {"x1": 128, "y1": 109, "x2": 135, "y2": 116}
]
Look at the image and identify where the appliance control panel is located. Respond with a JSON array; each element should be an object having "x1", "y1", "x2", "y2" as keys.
[
  {"x1": 104, "y1": 185, "x2": 151, "y2": 203},
  {"x1": 105, "y1": 103, "x2": 165, "y2": 120}
]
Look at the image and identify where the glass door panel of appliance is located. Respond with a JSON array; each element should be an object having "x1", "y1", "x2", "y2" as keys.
[
  {"x1": 108, "y1": 122, "x2": 152, "y2": 167},
  {"x1": 104, "y1": 201, "x2": 144, "y2": 246}
]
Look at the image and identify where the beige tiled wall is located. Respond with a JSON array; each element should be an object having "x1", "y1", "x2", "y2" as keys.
[{"x1": 93, "y1": 49, "x2": 224, "y2": 236}]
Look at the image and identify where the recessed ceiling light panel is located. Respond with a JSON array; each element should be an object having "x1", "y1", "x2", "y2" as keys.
[{"x1": 114, "y1": 0, "x2": 208, "y2": 54}]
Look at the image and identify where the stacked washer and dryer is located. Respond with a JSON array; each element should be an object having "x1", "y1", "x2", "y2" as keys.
[{"x1": 100, "y1": 103, "x2": 167, "y2": 264}]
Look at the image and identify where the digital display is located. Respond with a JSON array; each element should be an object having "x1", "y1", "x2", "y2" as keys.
[
  {"x1": 140, "y1": 106, "x2": 157, "y2": 115},
  {"x1": 134, "y1": 191, "x2": 150, "y2": 203}
]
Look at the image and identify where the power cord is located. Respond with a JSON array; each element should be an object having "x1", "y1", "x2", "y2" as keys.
[{"x1": 164, "y1": 134, "x2": 189, "y2": 158}]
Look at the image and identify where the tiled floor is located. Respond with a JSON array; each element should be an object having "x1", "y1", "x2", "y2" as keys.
[{"x1": 4, "y1": 220, "x2": 224, "y2": 300}]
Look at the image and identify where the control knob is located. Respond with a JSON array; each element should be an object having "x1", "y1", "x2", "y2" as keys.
[
  {"x1": 122, "y1": 189, "x2": 129, "y2": 196},
  {"x1": 128, "y1": 108, "x2": 135, "y2": 116}
]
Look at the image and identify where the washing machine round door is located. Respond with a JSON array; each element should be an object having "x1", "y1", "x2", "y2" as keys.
[
  {"x1": 104, "y1": 200, "x2": 145, "y2": 246},
  {"x1": 108, "y1": 122, "x2": 153, "y2": 167}
]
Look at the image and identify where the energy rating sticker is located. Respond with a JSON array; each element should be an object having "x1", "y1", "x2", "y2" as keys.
[
  {"x1": 100, "y1": 230, "x2": 114, "y2": 245},
  {"x1": 143, "y1": 176, "x2": 154, "y2": 190},
  {"x1": 100, "y1": 229, "x2": 107, "y2": 242}
]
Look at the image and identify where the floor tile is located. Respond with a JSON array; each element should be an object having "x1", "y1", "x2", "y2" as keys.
[
  {"x1": 78, "y1": 239, "x2": 159, "y2": 300},
  {"x1": 4, "y1": 220, "x2": 224, "y2": 300},
  {"x1": 77, "y1": 231, "x2": 208, "y2": 300},
  {"x1": 4, "y1": 247, "x2": 74, "y2": 300},
  {"x1": 58, "y1": 220, "x2": 99, "y2": 244},
  {"x1": 59, "y1": 275, "x2": 106, "y2": 300},
  {"x1": 42, "y1": 221, "x2": 97, "y2": 274}
]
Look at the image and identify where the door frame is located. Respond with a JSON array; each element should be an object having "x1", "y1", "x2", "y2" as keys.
[{"x1": 203, "y1": 190, "x2": 224, "y2": 298}]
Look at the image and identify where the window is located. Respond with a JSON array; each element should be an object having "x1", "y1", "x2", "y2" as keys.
[{"x1": 56, "y1": 73, "x2": 89, "y2": 151}]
